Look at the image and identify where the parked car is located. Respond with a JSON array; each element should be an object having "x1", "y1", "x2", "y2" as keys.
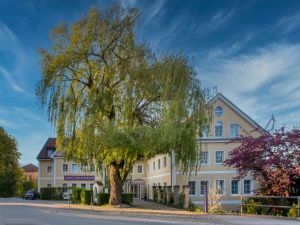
[{"x1": 25, "y1": 190, "x2": 39, "y2": 200}]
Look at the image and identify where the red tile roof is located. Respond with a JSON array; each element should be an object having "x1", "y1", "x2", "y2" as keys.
[
  {"x1": 22, "y1": 163, "x2": 38, "y2": 172},
  {"x1": 36, "y1": 138, "x2": 56, "y2": 160}
]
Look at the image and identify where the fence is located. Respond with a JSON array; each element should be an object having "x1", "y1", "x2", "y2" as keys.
[{"x1": 240, "y1": 195, "x2": 300, "y2": 217}]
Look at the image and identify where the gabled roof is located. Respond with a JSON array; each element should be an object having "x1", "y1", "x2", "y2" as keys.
[
  {"x1": 36, "y1": 138, "x2": 56, "y2": 160},
  {"x1": 211, "y1": 93, "x2": 263, "y2": 130},
  {"x1": 22, "y1": 163, "x2": 38, "y2": 172}
]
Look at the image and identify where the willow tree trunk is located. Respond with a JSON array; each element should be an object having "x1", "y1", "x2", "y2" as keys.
[{"x1": 108, "y1": 162, "x2": 123, "y2": 205}]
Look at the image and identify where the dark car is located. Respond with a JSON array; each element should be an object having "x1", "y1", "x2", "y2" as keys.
[{"x1": 25, "y1": 190, "x2": 39, "y2": 200}]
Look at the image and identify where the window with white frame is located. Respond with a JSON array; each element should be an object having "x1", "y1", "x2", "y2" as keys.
[
  {"x1": 215, "y1": 121, "x2": 223, "y2": 138},
  {"x1": 215, "y1": 151, "x2": 224, "y2": 164},
  {"x1": 90, "y1": 183, "x2": 93, "y2": 190},
  {"x1": 72, "y1": 183, "x2": 76, "y2": 188},
  {"x1": 230, "y1": 124, "x2": 240, "y2": 137},
  {"x1": 201, "y1": 125, "x2": 209, "y2": 138},
  {"x1": 47, "y1": 183, "x2": 52, "y2": 187},
  {"x1": 80, "y1": 165, "x2": 87, "y2": 173},
  {"x1": 81, "y1": 183, "x2": 86, "y2": 189},
  {"x1": 200, "y1": 151, "x2": 209, "y2": 164},
  {"x1": 137, "y1": 165, "x2": 143, "y2": 173},
  {"x1": 71, "y1": 164, "x2": 77, "y2": 173},
  {"x1": 47, "y1": 165, "x2": 52, "y2": 174},
  {"x1": 188, "y1": 181, "x2": 196, "y2": 196},
  {"x1": 153, "y1": 161, "x2": 155, "y2": 170},
  {"x1": 63, "y1": 164, "x2": 68, "y2": 173},
  {"x1": 243, "y1": 180, "x2": 252, "y2": 194},
  {"x1": 231, "y1": 180, "x2": 239, "y2": 195},
  {"x1": 163, "y1": 156, "x2": 167, "y2": 168},
  {"x1": 216, "y1": 180, "x2": 225, "y2": 194},
  {"x1": 158, "y1": 159, "x2": 161, "y2": 170},
  {"x1": 200, "y1": 180, "x2": 209, "y2": 196},
  {"x1": 62, "y1": 183, "x2": 67, "y2": 188}
]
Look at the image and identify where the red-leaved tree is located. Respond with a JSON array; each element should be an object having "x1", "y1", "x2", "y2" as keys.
[{"x1": 224, "y1": 127, "x2": 300, "y2": 196}]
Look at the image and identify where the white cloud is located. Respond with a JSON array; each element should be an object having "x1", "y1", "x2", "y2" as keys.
[
  {"x1": 0, "y1": 66, "x2": 27, "y2": 94},
  {"x1": 144, "y1": 0, "x2": 166, "y2": 24},
  {"x1": 276, "y1": 11, "x2": 300, "y2": 34},
  {"x1": 199, "y1": 43, "x2": 300, "y2": 128}
]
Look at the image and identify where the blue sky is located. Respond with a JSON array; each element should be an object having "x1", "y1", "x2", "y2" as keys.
[{"x1": 1, "y1": 0, "x2": 300, "y2": 165}]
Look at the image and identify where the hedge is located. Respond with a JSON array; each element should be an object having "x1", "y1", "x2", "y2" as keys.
[
  {"x1": 72, "y1": 188, "x2": 83, "y2": 203},
  {"x1": 40, "y1": 187, "x2": 70, "y2": 200},
  {"x1": 97, "y1": 193, "x2": 133, "y2": 205},
  {"x1": 81, "y1": 189, "x2": 93, "y2": 205}
]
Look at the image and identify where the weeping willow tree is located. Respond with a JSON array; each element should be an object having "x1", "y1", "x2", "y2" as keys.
[{"x1": 36, "y1": 4, "x2": 210, "y2": 205}]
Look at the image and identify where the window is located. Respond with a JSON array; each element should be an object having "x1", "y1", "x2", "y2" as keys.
[
  {"x1": 72, "y1": 183, "x2": 77, "y2": 188},
  {"x1": 200, "y1": 151, "x2": 208, "y2": 164},
  {"x1": 200, "y1": 180, "x2": 209, "y2": 196},
  {"x1": 153, "y1": 161, "x2": 155, "y2": 170},
  {"x1": 158, "y1": 182, "x2": 161, "y2": 186},
  {"x1": 137, "y1": 165, "x2": 143, "y2": 173},
  {"x1": 62, "y1": 183, "x2": 68, "y2": 188},
  {"x1": 216, "y1": 180, "x2": 225, "y2": 194},
  {"x1": 163, "y1": 156, "x2": 167, "y2": 168},
  {"x1": 215, "y1": 151, "x2": 224, "y2": 164},
  {"x1": 47, "y1": 165, "x2": 52, "y2": 174},
  {"x1": 90, "y1": 164, "x2": 95, "y2": 172},
  {"x1": 153, "y1": 183, "x2": 156, "y2": 187},
  {"x1": 90, "y1": 184, "x2": 93, "y2": 190},
  {"x1": 230, "y1": 124, "x2": 240, "y2": 137},
  {"x1": 47, "y1": 183, "x2": 52, "y2": 187},
  {"x1": 71, "y1": 164, "x2": 77, "y2": 173},
  {"x1": 80, "y1": 165, "x2": 87, "y2": 173},
  {"x1": 47, "y1": 149, "x2": 54, "y2": 157},
  {"x1": 214, "y1": 106, "x2": 223, "y2": 116},
  {"x1": 244, "y1": 180, "x2": 252, "y2": 194},
  {"x1": 231, "y1": 180, "x2": 239, "y2": 195},
  {"x1": 188, "y1": 181, "x2": 196, "y2": 196},
  {"x1": 163, "y1": 182, "x2": 167, "y2": 186},
  {"x1": 201, "y1": 125, "x2": 209, "y2": 138},
  {"x1": 215, "y1": 121, "x2": 223, "y2": 138},
  {"x1": 81, "y1": 183, "x2": 86, "y2": 189},
  {"x1": 158, "y1": 159, "x2": 161, "y2": 170},
  {"x1": 63, "y1": 164, "x2": 68, "y2": 173}
]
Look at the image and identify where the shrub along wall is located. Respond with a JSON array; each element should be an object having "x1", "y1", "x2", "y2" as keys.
[
  {"x1": 72, "y1": 188, "x2": 83, "y2": 203},
  {"x1": 40, "y1": 187, "x2": 70, "y2": 200},
  {"x1": 81, "y1": 189, "x2": 93, "y2": 205},
  {"x1": 97, "y1": 193, "x2": 133, "y2": 205}
]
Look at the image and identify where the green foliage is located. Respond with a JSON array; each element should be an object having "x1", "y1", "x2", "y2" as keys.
[
  {"x1": 178, "y1": 192, "x2": 185, "y2": 208},
  {"x1": 72, "y1": 188, "x2": 83, "y2": 203},
  {"x1": 287, "y1": 204, "x2": 298, "y2": 217},
  {"x1": 159, "y1": 189, "x2": 164, "y2": 204},
  {"x1": 153, "y1": 188, "x2": 158, "y2": 202},
  {"x1": 81, "y1": 189, "x2": 93, "y2": 205},
  {"x1": 168, "y1": 191, "x2": 174, "y2": 205},
  {"x1": 245, "y1": 198, "x2": 262, "y2": 214},
  {"x1": 36, "y1": 4, "x2": 210, "y2": 205},
  {"x1": 40, "y1": 187, "x2": 69, "y2": 200},
  {"x1": 22, "y1": 178, "x2": 36, "y2": 192},
  {"x1": 97, "y1": 193, "x2": 133, "y2": 205},
  {"x1": 188, "y1": 201, "x2": 196, "y2": 211},
  {"x1": 97, "y1": 193, "x2": 110, "y2": 205},
  {"x1": 0, "y1": 127, "x2": 23, "y2": 197},
  {"x1": 122, "y1": 193, "x2": 133, "y2": 205}
]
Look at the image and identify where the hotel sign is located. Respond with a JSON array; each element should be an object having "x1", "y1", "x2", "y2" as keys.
[{"x1": 64, "y1": 175, "x2": 95, "y2": 181}]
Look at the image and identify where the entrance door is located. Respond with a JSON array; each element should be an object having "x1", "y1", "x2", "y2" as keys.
[{"x1": 133, "y1": 184, "x2": 140, "y2": 199}]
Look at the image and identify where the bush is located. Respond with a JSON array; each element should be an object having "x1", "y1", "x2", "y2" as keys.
[
  {"x1": 168, "y1": 191, "x2": 174, "y2": 204},
  {"x1": 122, "y1": 193, "x2": 133, "y2": 205},
  {"x1": 288, "y1": 204, "x2": 298, "y2": 217},
  {"x1": 178, "y1": 192, "x2": 185, "y2": 208},
  {"x1": 159, "y1": 189, "x2": 164, "y2": 204},
  {"x1": 81, "y1": 189, "x2": 93, "y2": 205},
  {"x1": 188, "y1": 201, "x2": 196, "y2": 211},
  {"x1": 72, "y1": 188, "x2": 82, "y2": 203},
  {"x1": 40, "y1": 187, "x2": 55, "y2": 200},
  {"x1": 97, "y1": 193, "x2": 110, "y2": 205},
  {"x1": 153, "y1": 188, "x2": 158, "y2": 202},
  {"x1": 245, "y1": 198, "x2": 262, "y2": 214}
]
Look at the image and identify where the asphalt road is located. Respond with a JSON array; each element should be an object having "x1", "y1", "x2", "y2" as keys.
[
  {"x1": 0, "y1": 204, "x2": 212, "y2": 225},
  {"x1": 0, "y1": 198, "x2": 298, "y2": 225}
]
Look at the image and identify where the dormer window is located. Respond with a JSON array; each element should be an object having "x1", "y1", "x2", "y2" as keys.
[
  {"x1": 47, "y1": 149, "x2": 54, "y2": 157},
  {"x1": 214, "y1": 106, "x2": 223, "y2": 116}
]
